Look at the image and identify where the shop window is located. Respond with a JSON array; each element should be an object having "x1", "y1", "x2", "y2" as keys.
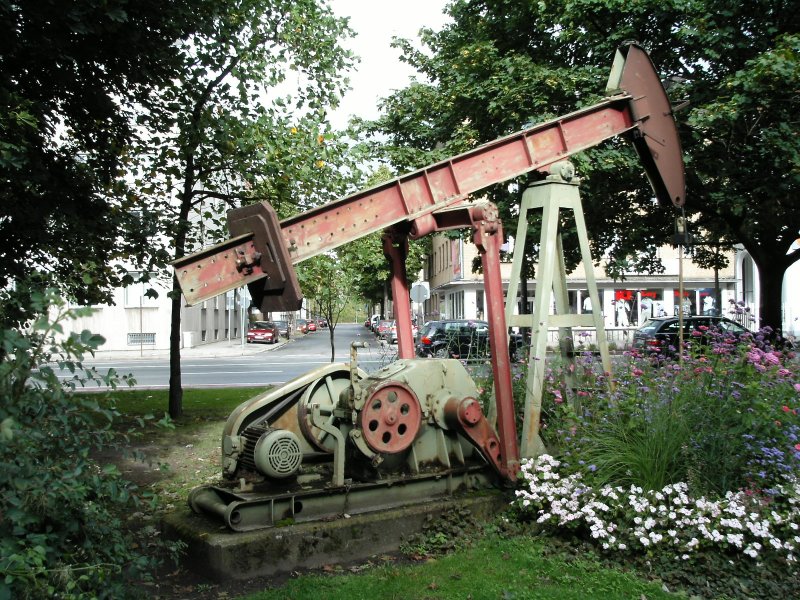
[
  {"x1": 612, "y1": 290, "x2": 635, "y2": 327},
  {"x1": 673, "y1": 290, "x2": 694, "y2": 316},
  {"x1": 639, "y1": 289, "x2": 665, "y2": 322}
]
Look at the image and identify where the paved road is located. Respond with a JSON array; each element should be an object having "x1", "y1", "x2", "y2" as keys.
[{"x1": 63, "y1": 323, "x2": 398, "y2": 389}]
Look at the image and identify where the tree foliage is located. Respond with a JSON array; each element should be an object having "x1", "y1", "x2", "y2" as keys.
[
  {"x1": 0, "y1": 0, "x2": 215, "y2": 309},
  {"x1": 297, "y1": 253, "x2": 353, "y2": 362},
  {"x1": 128, "y1": 0, "x2": 355, "y2": 417},
  {"x1": 365, "y1": 0, "x2": 800, "y2": 330},
  {"x1": 0, "y1": 291, "x2": 179, "y2": 598}
]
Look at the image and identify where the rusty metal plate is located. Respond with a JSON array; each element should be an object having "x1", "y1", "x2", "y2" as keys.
[
  {"x1": 228, "y1": 203, "x2": 302, "y2": 313},
  {"x1": 172, "y1": 234, "x2": 266, "y2": 305},
  {"x1": 613, "y1": 43, "x2": 686, "y2": 207}
]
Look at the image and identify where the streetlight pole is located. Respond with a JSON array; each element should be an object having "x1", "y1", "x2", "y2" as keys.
[{"x1": 673, "y1": 214, "x2": 692, "y2": 366}]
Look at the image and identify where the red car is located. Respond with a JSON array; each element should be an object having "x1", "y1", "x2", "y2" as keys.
[
  {"x1": 247, "y1": 321, "x2": 279, "y2": 344},
  {"x1": 307, "y1": 320, "x2": 317, "y2": 332}
]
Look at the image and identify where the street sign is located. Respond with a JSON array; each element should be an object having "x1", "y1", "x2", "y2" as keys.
[{"x1": 410, "y1": 283, "x2": 430, "y2": 303}]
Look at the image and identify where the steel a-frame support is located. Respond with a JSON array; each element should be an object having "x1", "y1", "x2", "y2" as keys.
[{"x1": 505, "y1": 163, "x2": 612, "y2": 458}]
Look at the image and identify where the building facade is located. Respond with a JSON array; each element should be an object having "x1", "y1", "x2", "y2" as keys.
[{"x1": 412, "y1": 233, "x2": 795, "y2": 347}]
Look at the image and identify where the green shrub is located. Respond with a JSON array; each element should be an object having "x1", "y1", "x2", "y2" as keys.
[
  {"x1": 538, "y1": 328, "x2": 799, "y2": 498},
  {"x1": 0, "y1": 290, "x2": 180, "y2": 599}
]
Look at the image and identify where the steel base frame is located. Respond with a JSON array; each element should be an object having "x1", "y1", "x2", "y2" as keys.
[{"x1": 189, "y1": 465, "x2": 495, "y2": 532}]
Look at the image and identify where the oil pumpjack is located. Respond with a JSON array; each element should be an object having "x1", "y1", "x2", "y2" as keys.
[{"x1": 172, "y1": 43, "x2": 685, "y2": 532}]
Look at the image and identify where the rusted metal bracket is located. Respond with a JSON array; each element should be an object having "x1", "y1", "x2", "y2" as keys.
[
  {"x1": 229, "y1": 203, "x2": 303, "y2": 312},
  {"x1": 444, "y1": 396, "x2": 505, "y2": 478},
  {"x1": 173, "y1": 233, "x2": 266, "y2": 305},
  {"x1": 382, "y1": 226, "x2": 415, "y2": 359},
  {"x1": 469, "y1": 204, "x2": 520, "y2": 478}
]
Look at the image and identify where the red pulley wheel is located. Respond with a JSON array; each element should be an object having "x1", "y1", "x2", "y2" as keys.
[{"x1": 359, "y1": 382, "x2": 421, "y2": 454}]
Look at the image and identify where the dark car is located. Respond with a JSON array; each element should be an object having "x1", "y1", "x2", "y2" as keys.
[
  {"x1": 415, "y1": 320, "x2": 492, "y2": 359},
  {"x1": 273, "y1": 320, "x2": 290, "y2": 339},
  {"x1": 246, "y1": 321, "x2": 279, "y2": 344},
  {"x1": 632, "y1": 316, "x2": 748, "y2": 356},
  {"x1": 416, "y1": 319, "x2": 528, "y2": 360}
]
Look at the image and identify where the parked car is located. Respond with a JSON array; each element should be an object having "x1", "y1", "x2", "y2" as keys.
[
  {"x1": 416, "y1": 319, "x2": 526, "y2": 359},
  {"x1": 296, "y1": 319, "x2": 309, "y2": 334},
  {"x1": 632, "y1": 315, "x2": 749, "y2": 356},
  {"x1": 370, "y1": 315, "x2": 381, "y2": 330},
  {"x1": 273, "y1": 320, "x2": 290, "y2": 339},
  {"x1": 317, "y1": 317, "x2": 328, "y2": 328},
  {"x1": 415, "y1": 320, "x2": 491, "y2": 358},
  {"x1": 375, "y1": 319, "x2": 393, "y2": 340},
  {"x1": 307, "y1": 319, "x2": 317, "y2": 332},
  {"x1": 389, "y1": 321, "x2": 419, "y2": 344},
  {"x1": 246, "y1": 321, "x2": 279, "y2": 344}
]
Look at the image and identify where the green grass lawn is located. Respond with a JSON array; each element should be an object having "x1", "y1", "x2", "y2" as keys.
[
  {"x1": 242, "y1": 536, "x2": 673, "y2": 600},
  {"x1": 92, "y1": 386, "x2": 270, "y2": 419}
]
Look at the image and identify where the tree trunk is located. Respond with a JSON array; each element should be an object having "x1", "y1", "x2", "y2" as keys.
[
  {"x1": 168, "y1": 161, "x2": 194, "y2": 419},
  {"x1": 168, "y1": 274, "x2": 183, "y2": 418},
  {"x1": 756, "y1": 258, "x2": 790, "y2": 334}
]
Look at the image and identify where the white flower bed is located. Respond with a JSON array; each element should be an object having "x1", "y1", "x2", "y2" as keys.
[{"x1": 515, "y1": 454, "x2": 800, "y2": 562}]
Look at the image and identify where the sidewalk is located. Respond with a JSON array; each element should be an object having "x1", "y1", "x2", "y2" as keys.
[{"x1": 93, "y1": 336, "x2": 293, "y2": 361}]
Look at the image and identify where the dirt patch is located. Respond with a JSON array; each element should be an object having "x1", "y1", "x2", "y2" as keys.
[
  {"x1": 107, "y1": 419, "x2": 410, "y2": 599},
  {"x1": 110, "y1": 419, "x2": 224, "y2": 489}
]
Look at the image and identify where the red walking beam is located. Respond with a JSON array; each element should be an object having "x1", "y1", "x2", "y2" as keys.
[{"x1": 175, "y1": 44, "x2": 683, "y2": 310}]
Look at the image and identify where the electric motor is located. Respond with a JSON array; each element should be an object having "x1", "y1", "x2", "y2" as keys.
[{"x1": 240, "y1": 424, "x2": 302, "y2": 479}]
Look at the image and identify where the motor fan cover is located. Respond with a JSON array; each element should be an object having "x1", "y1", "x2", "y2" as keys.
[{"x1": 253, "y1": 429, "x2": 302, "y2": 478}]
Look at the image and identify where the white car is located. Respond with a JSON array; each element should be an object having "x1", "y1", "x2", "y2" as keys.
[{"x1": 389, "y1": 321, "x2": 419, "y2": 344}]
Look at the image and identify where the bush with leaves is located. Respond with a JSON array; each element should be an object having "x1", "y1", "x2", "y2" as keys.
[
  {"x1": 0, "y1": 290, "x2": 180, "y2": 599},
  {"x1": 538, "y1": 327, "x2": 799, "y2": 497},
  {"x1": 511, "y1": 326, "x2": 800, "y2": 598}
]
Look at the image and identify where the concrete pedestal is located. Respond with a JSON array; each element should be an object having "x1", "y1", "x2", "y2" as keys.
[{"x1": 162, "y1": 492, "x2": 508, "y2": 581}]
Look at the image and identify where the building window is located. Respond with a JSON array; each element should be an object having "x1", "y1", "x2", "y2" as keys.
[
  {"x1": 127, "y1": 333, "x2": 155, "y2": 345},
  {"x1": 124, "y1": 272, "x2": 159, "y2": 308}
]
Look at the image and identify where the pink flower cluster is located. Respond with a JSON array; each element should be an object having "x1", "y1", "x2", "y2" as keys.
[{"x1": 747, "y1": 347, "x2": 792, "y2": 375}]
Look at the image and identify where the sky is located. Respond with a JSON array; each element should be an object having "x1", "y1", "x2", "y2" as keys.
[{"x1": 327, "y1": 0, "x2": 450, "y2": 129}]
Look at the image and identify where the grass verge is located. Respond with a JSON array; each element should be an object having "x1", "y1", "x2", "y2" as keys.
[{"x1": 242, "y1": 535, "x2": 673, "y2": 600}]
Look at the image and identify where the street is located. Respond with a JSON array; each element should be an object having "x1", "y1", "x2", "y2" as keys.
[{"x1": 63, "y1": 323, "x2": 398, "y2": 389}]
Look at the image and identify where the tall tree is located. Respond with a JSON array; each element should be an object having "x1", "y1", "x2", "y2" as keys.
[
  {"x1": 365, "y1": 0, "x2": 800, "y2": 331},
  {"x1": 134, "y1": 0, "x2": 355, "y2": 417},
  {"x1": 0, "y1": 0, "x2": 215, "y2": 319},
  {"x1": 297, "y1": 253, "x2": 353, "y2": 362}
]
